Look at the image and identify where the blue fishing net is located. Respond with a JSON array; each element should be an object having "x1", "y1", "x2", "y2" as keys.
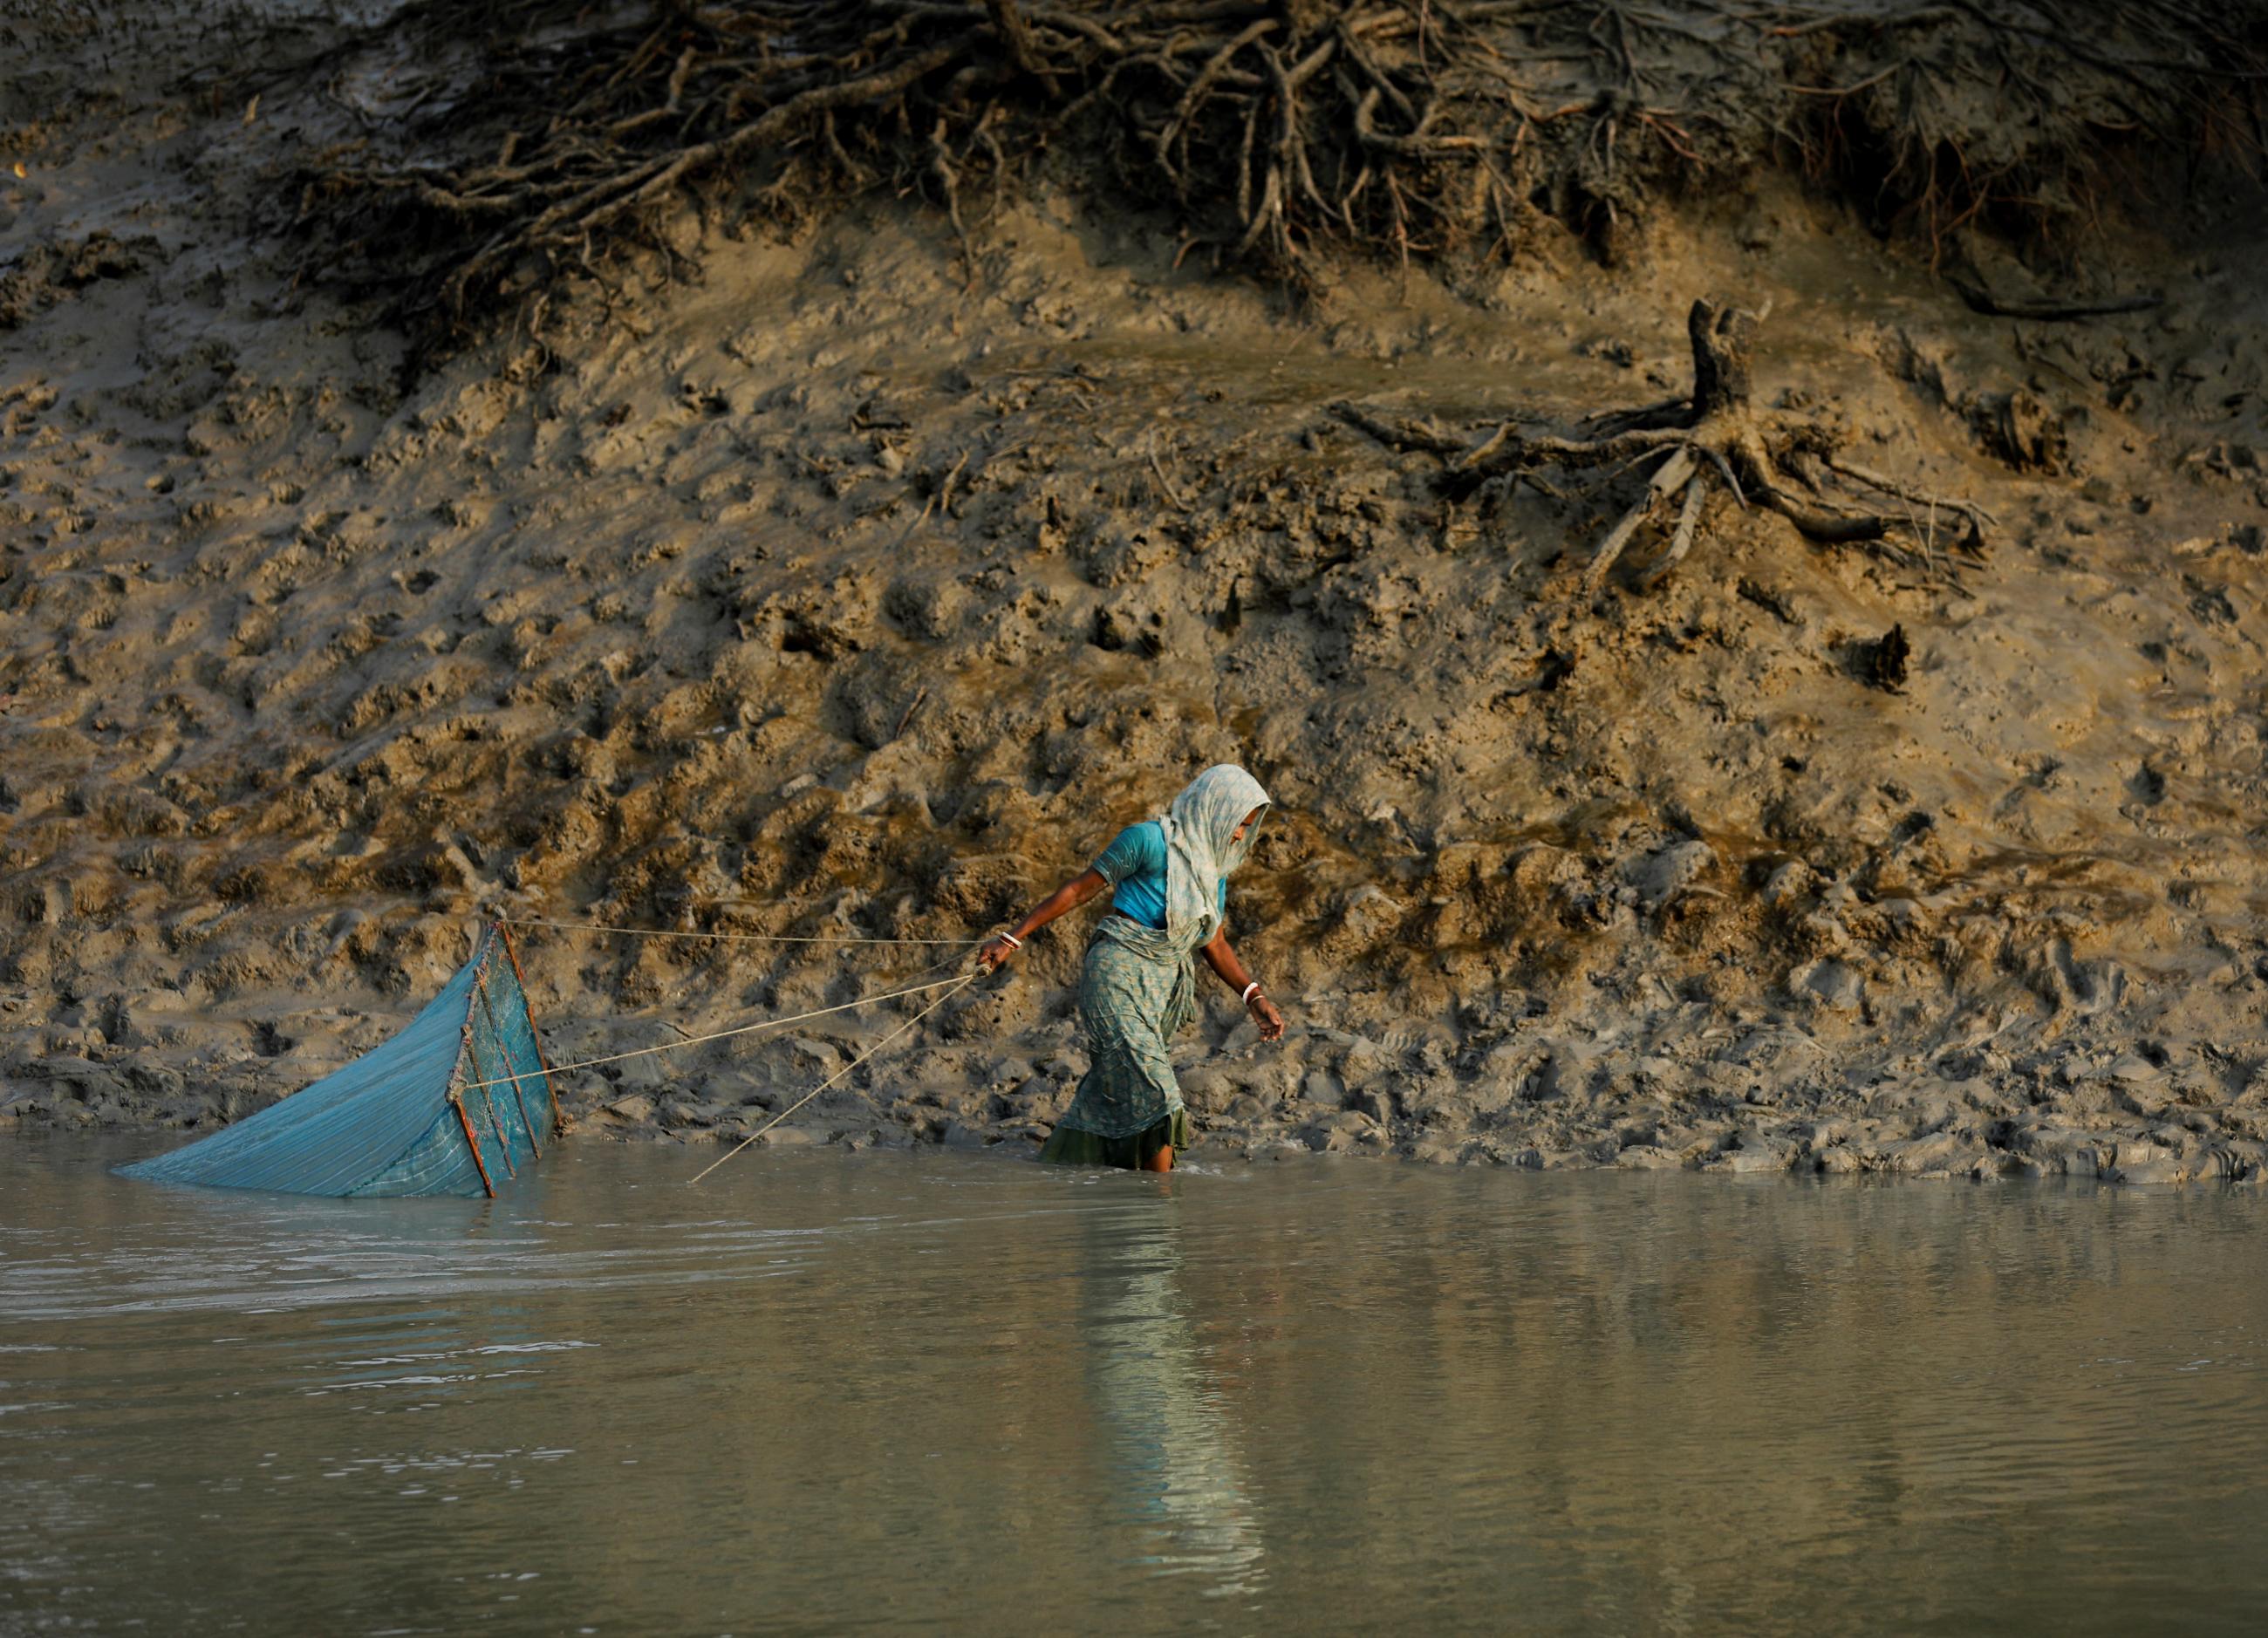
[{"x1": 118, "y1": 925, "x2": 556, "y2": 1198}]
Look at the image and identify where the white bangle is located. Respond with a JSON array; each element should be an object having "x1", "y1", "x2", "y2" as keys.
[
  {"x1": 1241, "y1": 982, "x2": 1262, "y2": 1005},
  {"x1": 999, "y1": 932, "x2": 1021, "y2": 949}
]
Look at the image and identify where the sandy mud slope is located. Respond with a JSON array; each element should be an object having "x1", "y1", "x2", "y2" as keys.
[{"x1": 3, "y1": 3, "x2": 2267, "y2": 1180}]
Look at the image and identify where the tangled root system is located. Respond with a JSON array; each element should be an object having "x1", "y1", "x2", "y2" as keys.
[{"x1": 292, "y1": 0, "x2": 2268, "y2": 347}]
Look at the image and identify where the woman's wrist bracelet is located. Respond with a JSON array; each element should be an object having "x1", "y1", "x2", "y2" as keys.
[
  {"x1": 1000, "y1": 932, "x2": 1021, "y2": 949},
  {"x1": 1241, "y1": 981, "x2": 1262, "y2": 1005}
]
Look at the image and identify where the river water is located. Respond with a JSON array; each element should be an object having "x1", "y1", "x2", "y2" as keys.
[{"x1": 3, "y1": 1137, "x2": 2265, "y2": 1635}]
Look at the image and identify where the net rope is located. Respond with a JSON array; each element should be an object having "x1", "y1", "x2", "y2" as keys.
[
  {"x1": 495, "y1": 915, "x2": 988, "y2": 947},
  {"x1": 689, "y1": 973, "x2": 980, "y2": 1185},
  {"x1": 455, "y1": 971, "x2": 973, "y2": 1090},
  {"x1": 494, "y1": 914, "x2": 993, "y2": 1183}
]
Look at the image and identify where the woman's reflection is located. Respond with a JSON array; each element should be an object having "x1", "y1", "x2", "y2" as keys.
[{"x1": 1076, "y1": 1187, "x2": 1265, "y2": 1596}]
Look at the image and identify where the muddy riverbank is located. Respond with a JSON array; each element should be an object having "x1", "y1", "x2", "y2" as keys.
[{"x1": 4, "y1": 3, "x2": 2267, "y2": 1180}]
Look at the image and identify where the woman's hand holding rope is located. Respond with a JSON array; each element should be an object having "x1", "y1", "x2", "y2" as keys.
[{"x1": 978, "y1": 870, "x2": 1107, "y2": 973}]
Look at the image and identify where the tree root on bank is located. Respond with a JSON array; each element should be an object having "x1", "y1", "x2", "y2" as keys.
[
  {"x1": 290, "y1": 1, "x2": 2266, "y2": 351},
  {"x1": 1333, "y1": 297, "x2": 1993, "y2": 591}
]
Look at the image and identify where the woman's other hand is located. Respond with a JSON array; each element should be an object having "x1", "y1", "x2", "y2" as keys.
[
  {"x1": 978, "y1": 937, "x2": 1020, "y2": 973},
  {"x1": 1249, "y1": 993, "x2": 1286, "y2": 1042}
]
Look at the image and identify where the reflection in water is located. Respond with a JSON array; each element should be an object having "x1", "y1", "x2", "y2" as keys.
[
  {"x1": 1077, "y1": 1191, "x2": 1264, "y2": 1594},
  {"x1": 3, "y1": 1136, "x2": 2267, "y2": 1635}
]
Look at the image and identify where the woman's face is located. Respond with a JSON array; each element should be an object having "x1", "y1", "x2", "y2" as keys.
[{"x1": 1232, "y1": 807, "x2": 1264, "y2": 844}]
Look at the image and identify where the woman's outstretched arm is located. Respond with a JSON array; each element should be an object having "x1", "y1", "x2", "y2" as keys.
[
  {"x1": 1199, "y1": 927, "x2": 1286, "y2": 1041},
  {"x1": 979, "y1": 870, "x2": 1108, "y2": 973}
]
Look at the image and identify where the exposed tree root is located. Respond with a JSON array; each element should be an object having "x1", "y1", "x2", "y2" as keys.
[
  {"x1": 289, "y1": 1, "x2": 2267, "y2": 352},
  {"x1": 1335, "y1": 297, "x2": 1994, "y2": 589}
]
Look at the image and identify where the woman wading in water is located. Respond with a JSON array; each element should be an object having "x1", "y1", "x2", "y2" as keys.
[{"x1": 979, "y1": 765, "x2": 1287, "y2": 1172}]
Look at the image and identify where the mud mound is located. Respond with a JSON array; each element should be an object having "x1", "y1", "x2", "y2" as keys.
[{"x1": 296, "y1": 0, "x2": 2268, "y2": 347}]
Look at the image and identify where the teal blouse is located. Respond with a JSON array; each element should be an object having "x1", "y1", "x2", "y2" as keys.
[{"x1": 1091, "y1": 822, "x2": 1226, "y2": 931}]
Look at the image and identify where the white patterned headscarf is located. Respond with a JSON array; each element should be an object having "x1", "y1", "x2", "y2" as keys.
[{"x1": 1158, "y1": 764, "x2": 1271, "y2": 948}]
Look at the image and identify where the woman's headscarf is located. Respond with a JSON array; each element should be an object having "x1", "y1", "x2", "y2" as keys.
[{"x1": 1158, "y1": 764, "x2": 1271, "y2": 947}]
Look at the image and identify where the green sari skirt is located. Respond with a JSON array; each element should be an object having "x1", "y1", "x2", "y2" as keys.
[
  {"x1": 1038, "y1": 1107, "x2": 1189, "y2": 1170},
  {"x1": 1038, "y1": 918, "x2": 1199, "y2": 1171}
]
